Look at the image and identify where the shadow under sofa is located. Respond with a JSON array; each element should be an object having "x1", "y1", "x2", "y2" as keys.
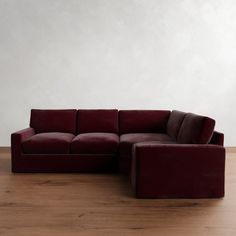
[{"x1": 11, "y1": 109, "x2": 225, "y2": 198}]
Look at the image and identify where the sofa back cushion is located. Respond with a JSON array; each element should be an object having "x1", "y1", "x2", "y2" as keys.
[
  {"x1": 30, "y1": 109, "x2": 77, "y2": 134},
  {"x1": 119, "y1": 110, "x2": 170, "y2": 134},
  {"x1": 167, "y1": 110, "x2": 187, "y2": 140},
  {"x1": 177, "y1": 113, "x2": 215, "y2": 144},
  {"x1": 77, "y1": 109, "x2": 118, "y2": 134}
]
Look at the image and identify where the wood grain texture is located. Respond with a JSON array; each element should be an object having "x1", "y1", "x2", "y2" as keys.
[
  {"x1": 0, "y1": 148, "x2": 235, "y2": 236},
  {"x1": 226, "y1": 147, "x2": 236, "y2": 153}
]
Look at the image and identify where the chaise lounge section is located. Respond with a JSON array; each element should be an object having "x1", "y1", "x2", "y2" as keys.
[{"x1": 132, "y1": 143, "x2": 225, "y2": 198}]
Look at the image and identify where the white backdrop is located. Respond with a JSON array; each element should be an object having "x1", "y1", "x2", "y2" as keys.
[{"x1": 0, "y1": 0, "x2": 236, "y2": 146}]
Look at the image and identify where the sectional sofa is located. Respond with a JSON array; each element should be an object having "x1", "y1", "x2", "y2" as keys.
[{"x1": 11, "y1": 109, "x2": 225, "y2": 198}]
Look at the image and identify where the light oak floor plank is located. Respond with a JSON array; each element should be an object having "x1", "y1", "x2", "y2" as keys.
[{"x1": 0, "y1": 149, "x2": 235, "y2": 236}]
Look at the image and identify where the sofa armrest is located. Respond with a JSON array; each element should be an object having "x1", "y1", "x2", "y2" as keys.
[
  {"x1": 11, "y1": 128, "x2": 35, "y2": 157},
  {"x1": 209, "y1": 131, "x2": 224, "y2": 146},
  {"x1": 132, "y1": 143, "x2": 225, "y2": 198}
]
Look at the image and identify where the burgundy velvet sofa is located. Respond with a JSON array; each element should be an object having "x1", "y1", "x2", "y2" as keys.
[{"x1": 11, "y1": 109, "x2": 225, "y2": 198}]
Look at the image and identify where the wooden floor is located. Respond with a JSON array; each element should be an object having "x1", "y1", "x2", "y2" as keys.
[{"x1": 0, "y1": 148, "x2": 236, "y2": 236}]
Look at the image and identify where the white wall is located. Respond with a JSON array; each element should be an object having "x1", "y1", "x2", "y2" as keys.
[{"x1": 0, "y1": 0, "x2": 236, "y2": 146}]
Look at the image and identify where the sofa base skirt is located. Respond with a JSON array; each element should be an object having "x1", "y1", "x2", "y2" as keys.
[
  {"x1": 12, "y1": 154, "x2": 118, "y2": 173},
  {"x1": 118, "y1": 154, "x2": 132, "y2": 175}
]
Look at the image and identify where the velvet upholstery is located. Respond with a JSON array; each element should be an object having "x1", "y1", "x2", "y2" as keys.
[
  {"x1": 209, "y1": 131, "x2": 224, "y2": 146},
  {"x1": 11, "y1": 128, "x2": 35, "y2": 159},
  {"x1": 119, "y1": 133, "x2": 176, "y2": 174},
  {"x1": 119, "y1": 110, "x2": 170, "y2": 134},
  {"x1": 132, "y1": 143, "x2": 225, "y2": 198},
  {"x1": 11, "y1": 108, "x2": 225, "y2": 199},
  {"x1": 177, "y1": 113, "x2": 215, "y2": 144},
  {"x1": 167, "y1": 110, "x2": 186, "y2": 140},
  {"x1": 71, "y1": 133, "x2": 119, "y2": 154},
  {"x1": 13, "y1": 154, "x2": 116, "y2": 173},
  {"x1": 77, "y1": 109, "x2": 118, "y2": 134},
  {"x1": 120, "y1": 133, "x2": 175, "y2": 156},
  {"x1": 22, "y1": 132, "x2": 75, "y2": 154},
  {"x1": 30, "y1": 109, "x2": 77, "y2": 134}
]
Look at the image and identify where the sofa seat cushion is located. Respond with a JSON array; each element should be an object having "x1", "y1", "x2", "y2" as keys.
[
  {"x1": 120, "y1": 133, "x2": 176, "y2": 156},
  {"x1": 22, "y1": 132, "x2": 75, "y2": 154},
  {"x1": 70, "y1": 133, "x2": 119, "y2": 154}
]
